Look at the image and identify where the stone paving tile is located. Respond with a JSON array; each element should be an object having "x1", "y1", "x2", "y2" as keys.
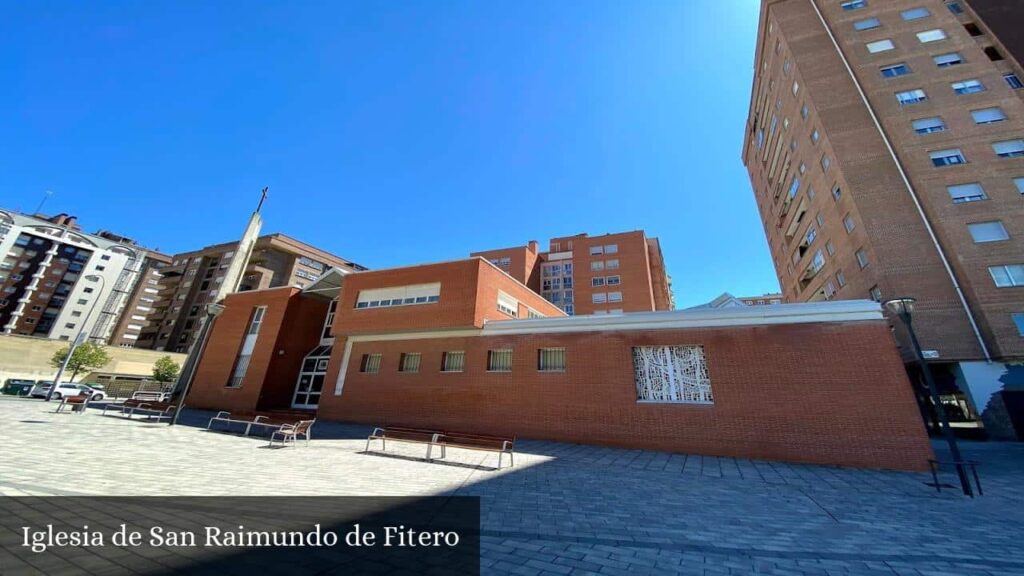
[{"x1": 1, "y1": 397, "x2": 1023, "y2": 575}]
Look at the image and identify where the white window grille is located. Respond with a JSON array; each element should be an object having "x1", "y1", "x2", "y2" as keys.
[
  {"x1": 399, "y1": 353, "x2": 421, "y2": 373},
  {"x1": 487, "y1": 349, "x2": 513, "y2": 372},
  {"x1": 360, "y1": 353, "x2": 382, "y2": 374},
  {"x1": 538, "y1": 348, "x2": 566, "y2": 372},
  {"x1": 632, "y1": 346, "x2": 713, "y2": 404},
  {"x1": 442, "y1": 351, "x2": 465, "y2": 372}
]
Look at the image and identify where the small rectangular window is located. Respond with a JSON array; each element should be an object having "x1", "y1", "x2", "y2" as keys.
[
  {"x1": 964, "y1": 22, "x2": 982, "y2": 36},
  {"x1": 842, "y1": 0, "x2": 867, "y2": 10},
  {"x1": 946, "y1": 2, "x2": 963, "y2": 14},
  {"x1": 836, "y1": 270, "x2": 847, "y2": 287},
  {"x1": 866, "y1": 39, "x2": 895, "y2": 53},
  {"x1": 896, "y1": 89, "x2": 927, "y2": 105},
  {"x1": 441, "y1": 351, "x2": 465, "y2": 372},
  {"x1": 853, "y1": 17, "x2": 880, "y2": 31},
  {"x1": 591, "y1": 277, "x2": 605, "y2": 287},
  {"x1": 590, "y1": 261, "x2": 604, "y2": 271},
  {"x1": 844, "y1": 214, "x2": 856, "y2": 233},
  {"x1": 856, "y1": 248, "x2": 870, "y2": 269},
  {"x1": 916, "y1": 29, "x2": 946, "y2": 43},
  {"x1": 608, "y1": 291, "x2": 623, "y2": 303},
  {"x1": 933, "y1": 53, "x2": 963, "y2": 67},
  {"x1": 929, "y1": 148, "x2": 966, "y2": 166},
  {"x1": 538, "y1": 348, "x2": 566, "y2": 372},
  {"x1": 1013, "y1": 313, "x2": 1024, "y2": 337},
  {"x1": 971, "y1": 107, "x2": 1006, "y2": 124},
  {"x1": 968, "y1": 221, "x2": 1009, "y2": 243},
  {"x1": 832, "y1": 185, "x2": 842, "y2": 201},
  {"x1": 606, "y1": 275, "x2": 621, "y2": 286},
  {"x1": 952, "y1": 79, "x2": 985, "y2": 95},
  {"x1": 947, "y1": 183, "x2": 987, "y2": 203},
  {"x1": 592, "y1": 293, "x2": 607, "y2": 304},
  {"x1": 880, "y1": 63, "x2": 911, "y2": 77},
  {"x1": 989, "y1": 265, "x2": 1024, "y2": 288},
  {"x1": 984, "y1": 46, "x2": 1003, "y2": 61},
  {"x1": 869, "y1": 286, "x2": 882, "y2": 302},
  {"x1": 604, "y1": 244, "x2": 618, "y2": 254},
  {"x1": 589, "y1": 246, "x2": 604, "y2": 256},
  {"x1": 1006, "y1": 74, "x2": 1024, "y2": 90},
  {"x1": 993, "y1": 140, "x2": 1024, "y2": 158},
  {"x1": 1014, "y1": 177, "x2": 1024, "y2": 195},
  {"x1": 605, "y1": 259, "x2": 619, "y2": 270},
  {"x1": 360, "y1": 353, "x2": 382, "y2": 374},
  {"x1": 487, "y1": 349, "x2": 513, "y2": 372},
  {"x1": 901, "y1": 7, "x2": 931, "y2": 20},
  {"x1": 399, "y1": 352, "x2": 421, "y2": 373},
  {"x1": 912, "y1": 117, "x2": 945, "y2": 134}
]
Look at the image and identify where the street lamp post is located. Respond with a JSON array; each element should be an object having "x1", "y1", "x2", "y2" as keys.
[
  {"x1": 169, "y1": 302, "x2": 226, "y2": 426},
  {"x1": 45, "y1": 275, "x2": 107, "y2": 401},
  {"x1": 884, "y1": 297, "x2": 973, "y2": 496}
]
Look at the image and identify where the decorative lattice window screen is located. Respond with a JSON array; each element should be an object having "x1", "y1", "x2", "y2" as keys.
[{"x1": 632, "y1": 346, "x2": 713, "y2": 404}]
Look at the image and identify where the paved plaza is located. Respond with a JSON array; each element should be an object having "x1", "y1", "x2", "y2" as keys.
[{"x1": 2, "y1": 396, "x2": 1023, "y2": 575}]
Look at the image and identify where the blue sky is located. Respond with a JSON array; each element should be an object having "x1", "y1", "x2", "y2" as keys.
[{"x1": 1, "y1": 0, "x2": 775, "y2": 308}]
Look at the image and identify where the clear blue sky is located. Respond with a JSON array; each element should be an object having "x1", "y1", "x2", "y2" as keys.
[{"x1": 1, "y1": 0, "x2": 776, "y2": 308}]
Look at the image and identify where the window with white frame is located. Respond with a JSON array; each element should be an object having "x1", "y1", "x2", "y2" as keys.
[
  {"x1": 856, "y1": 248, "x2": 870, "y2": 269},
  {"x1": 972, "y1": 107, "x2": 1006, "y2": 124},
  {"x1": 896, "y1": 89, "x2": 927, "y2": 105},
  {"x1": 227, "y1": 306, "x2": 267, "y2": 387},
  {"x1": 606, "y1": 275, "x2": 621, "y2": 286},
  {"x1": 933, "y1": 52, "x2": 963, "y2": 67},
  {"x1": 537, "y1": 348, "x2": 566, "y2": 372},
  {"x1": 947, "y1": 183, "x2": 987, "y2": 203},
  {"x1": 930, "y1": 148, "x2": 966, "y2": 166},
  {"x1": 360, "y1": 353, "x2": 382, "y2": 374},
  {"x1": 842, "y1": 0, "x2": 867, "y2": 11},
  {"x1": 497, "y1": 291, "x2": 519, "y2": 317},
  {"x1": 854, "y1": 17, "x2": 880, "y2": 31},
  {"x1": 592, "y1": 293, "x2": 607, "y2": 304},
  {"x1": 843, "y1": 214, "x2": 856, "y2": 233},
  {"x1": 989, "y1": 265, "x2": 1024, "y2": 287},
  {"x1": 993, "y1": 139, "x2": 1024, "y2": 158},
  {"x1": 880, "y1": 63, "x2": 911, "y2": 77},
  {"x1": 399, "y1": 353, "x2": 421, "y2": 373},
  {"x1": 591, "y1": 277, "x2": 605, "y2": 287},
  {"x1": 632, "y1": 346, "x2": 713, "y2": 404},
  {"x1": 605, "y1": 259, "x2": 620, "y2": 270},
  {"x1": 912, "y1": 117, "x2": 946, "y2": 134},
  {"x1": 608, "y1": 291, "x2": 623, "y2": 303},
  {"x1": 901, "y1": 7, "x2": 930, "y2": 20},
  {"x1": 355, "y1": 283, "x2": 440, "y2": 309},
  {"x1": 441, "y1": 351, "x2": 465, "y2": 372},
  {"x1": 589, "y1": 246, "x2": 604, "y2": 256},
  {"x1": 952, "y1": 79, "x2": 985, "y2": 95},
  {"x1": 866, "y1": 39, "x2": 895, "y2": 53},
  {"x1": 968, "y1": 221, "x2": 1009, "y2": 243},
  {"x1": 591, "y1": 261, "x2": 604, "y2": 271},
  {"x1": 487, "y1": 349, "x2": 513, "y2": 372},
  {"x1": 916, "y1": 29, "x2": 946, "y2": 43},
  {"x1": 604, "y1": 244, "x2": 618, "y2": 254}
]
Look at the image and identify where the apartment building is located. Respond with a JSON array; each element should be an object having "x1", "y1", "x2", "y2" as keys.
[
  {"x1": 106, "y1": 251, "x2": 172, "y2": 348},
  {"x1": 0, "y1": 210, "x2": 161, "y2": 343},
  {"x1": 689, "y1": 292, "x2": 785, "y2": 309},
  {"x1": 186, "y1": 258, "x2": 932, "y2": 471},
  {"x1": 471, "y1": 230, "x2": 674, "y2": 316},
  {"x1": 143, "y1": 234, "x2": 365, "y2": 352},
  {"x1": 744, "y1": 0, "x2": 1024, "y2": 434}
]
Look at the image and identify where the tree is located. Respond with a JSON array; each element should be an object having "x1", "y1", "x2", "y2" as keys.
[
  {"x1": 152, "y1": 355, "x2": 181, "y2": 384},
  {"x1": 50, "y1": 342, "x2": 112, "y2": 382}
]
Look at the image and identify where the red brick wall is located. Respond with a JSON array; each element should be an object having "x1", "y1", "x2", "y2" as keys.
[
  {"x1": 256, "y1": 295, "x2": 330, "y2": 411},
  {"x1": 317, "y1": 319, "x2": 933, "y2": 471},
  {"x1": 475, "y1": 260, "x2": 565, "y2": 323},
  {"x1": 561, "y1": 231, "x2": 659, "y2": 315},
  {"x1": 187, "y1": 287, "x2": 298, "y2": 413}
]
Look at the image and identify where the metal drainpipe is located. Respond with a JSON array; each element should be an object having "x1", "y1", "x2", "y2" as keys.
[{"x1": 805, "y1": 0, "x2": 992, "y2": 362}]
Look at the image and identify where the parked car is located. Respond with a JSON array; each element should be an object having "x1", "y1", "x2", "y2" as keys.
[
  {"x1": 2, "y1": 378, "x2": 37, "y2": 396},
  {"x1": 28, "y1": 382, "x2": 105, "y2": 401}
]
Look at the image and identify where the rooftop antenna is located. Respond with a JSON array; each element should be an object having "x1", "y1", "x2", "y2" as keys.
[{"x1": 34, "y1": 190, "x2": 53, "y2": 214}]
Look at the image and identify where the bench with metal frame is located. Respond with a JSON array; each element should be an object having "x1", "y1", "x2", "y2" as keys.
[
  {"x1": 928, "y1": 459, "x2": 983, "y2": 496},
  {"x1": 101, "y1": 399, "x2": 176, "y2": 421},
  {"x1": 55, "y1": 394, "x2": 90, "y2": 414},
  {"x1": 269, "y1": 419, "x2": 316, "y2": 447},
  {"x1": 365, "y1": 426, "x2": 515, "y2": 467},
  {"x1": 208, "y1": 411, "x2": 272, "y2": 436},
  {"x1": 365, "y1": 426, "x2": 444, "y2": 460}
]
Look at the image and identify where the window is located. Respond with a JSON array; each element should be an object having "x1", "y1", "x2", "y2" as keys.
[
  {"x1": 902, "y1": 7, "x2": 930, "y2": 20},
  {"x1": 984, "y1": 47, "x2": 1003, "y2": 61},
  {"x1": 591, "y1": 277, "x2": 605, "y2": 287},
  {"x1": 993, "y1": 139, "x2": 1024, "y2": 158},
  {"x1": 497, "y1": 291, "x2": 519, "y2": 317},
  {"x1": 896, "y1": 89, "x2": 927, "y2": 105},
  {"x1": 963, "y1": 22, "x2": 982, "y2": 36},
  {"x1": 844, "y1": 214, "x2": 856, "y2": 233},
  {"x1": 487, "y1": 349, "x2": 513, "y2": 372},
  {"x1": 854, "y1": 17, "x2": 880, "y2": 31},
  {"x1": 841, "y1": 0, "x2": 866, "y2": 10},
  {"x1": 360, "y1": 353, "x2": 382, "y2": 374},
  {"x1": 968, "y1": 221, "x2": 1009, "y2": 243},
  {"x1": 538, "y1": 348, "x2": 566, "y2": 372},
  {"x1": 399, "y1": 353, "x2": 421, "y2": 373},
  {"x1": 933, "y1": 53, "x2": 963, "y2": 67},
  {"x1": 880, "y1": 63, "x2": 911, "y2": 78},
  {"x1": 929, "y1": 148, "x2": 966, "y2": 166},
  {"x1": 869, "y1": 286, "x2": 882, "y2": 302},
  {"x1": 246, "y1": 307, "x2": 266, "y2": 335},
  {"x1": 866, "y1": 39, "x2": 895, "y2": 53},
  {"x1": 632, "y1": 346, "x2": 713, "y2": 404},
  {"x1": 799, "y1": 162, "x2": 807, "y2": 175},
  {"x1": 783, "y1": 59, "x2": 792, "y2": 75},
  {"x1": 792, "y1": 81, "x2": 799, "y2": 95},
  {"x1": 811, "y1": 129, "x2": 820, "y2": 143},
  {"x1": 911, "y1": 117, "x2": 946, "y2": 135},
  {"x1": 592, "y1": 293, "x2": 607, "y2": 304},
  {"x1": 604, "y1": 244, "x2": 618, "y2": 254},
  {"x1": 832, "y1": 185, "x2": 842, "y2": 201},
  {"x1": 836, "y1": 270, "x2": 847, "y2": 287},
  {"x1": 972, "y1": 107, "x2": 1006, "y2": 125},
  {"x1": 605, "y1": 259, "x2": 619, "y2": 270},
  {"x1": 1014, "y1": 313, "x2": 1024, "y2": 337},
  {"x1": 590, "y1": 261, "x2": 604, "y2": 272},
  {"x1": 787, "y1": 176, "x2": 801, "y2": 199},
  {"x1": 916, "y1": 29, "x2": 947, "y2": 43},
  {"x1": 606, "y1": 275, "x2": 621, "y2": 286},
  {"x1": 801, "y1": 104, "x2": 809, "y2": 119},
  {"x1": 1006, "y1": 74, "x2": 1024, "y2": 90},
  {"x1": 589, "y1": 246, "x2": 604, "y2": 256},
  {"x1": 826, "y1": 240, "x2": 836, "y2": 256},
  {"x1": 856, "y1": 248, "x2": 870, "y2": 269},
  {"x1": 440, "y1": 351, "x2": 465, "y2": 372},
  {"x1": 608, "y1": 291, "x2": 623, "y2": 303},
  {"x1": 816, "y1": 212, "x2": 825, "y2": 227},
  {"x1": 989, "y1": 265, "x2": 1024, "y2": 288},
  {"x1": 100, "y1": 254, "x2": 111, "y2": 261},
  {"x1": 355, "y1": 283, "x2": 441, "y2": 309},
  {"x1": 952, "y1": 79, "x2": 985, "y2": 95},
  {"x1": 947, "y1": 183, "x2": 987, "y2": 203},
  {"x1": 1014, "y1": 177, "x2": 1024, "y2": 195},
  {"x1": 820, "y1": 155, "x2": 831, "y2": 171},
  {"x1": 946, "y1": 2, "x2": 963, "y2": 14},
  {"x1": 228, "y1": 306, "x2": 267, "y2": 387}
]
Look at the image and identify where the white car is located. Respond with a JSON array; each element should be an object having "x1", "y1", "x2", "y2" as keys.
[{"x1": 29, "y1": 382, "x2": 105, "y2": 401}]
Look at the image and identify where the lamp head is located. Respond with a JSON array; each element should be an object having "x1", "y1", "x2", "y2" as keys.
[
  {"x1": 206, "y1": 303, "x2": 227, "y2": 317},
  {"x1": 883, "y1": 297, "x2": 916, "y2": 318}
]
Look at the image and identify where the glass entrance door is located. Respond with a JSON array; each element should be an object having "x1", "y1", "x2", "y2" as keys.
[{"x1": 292, "y1": 345, "x2": 331, "y2": 409}]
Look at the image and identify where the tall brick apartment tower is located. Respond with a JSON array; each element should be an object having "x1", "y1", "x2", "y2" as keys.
[{"x1": 744, "y1": 0, "x2": 1024, "y2": 435}]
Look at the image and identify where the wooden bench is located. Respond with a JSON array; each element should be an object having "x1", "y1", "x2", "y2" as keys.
[
  {"x1": 269, "y1": 419, "x2": 316, "y2": 447},
  {"x1": 364, "y1": 427, "x2": 515, "y2": 467},
  {"x1": 208, "y1": 411, "x2": 270, "y2": 436},
  {"x1": 365, "y1": 426, "x2": 444, "y2": 460},
  {"x1": 131, "y1": 391, "x2": 171, "y2": 402},
  {"x1": 55, "y1": 394, "x2": 90, "y2": 414},
  {"x1": 102, "y1": 399, "x2": 176, "y2": 421},
  {"x1": 438, "y1": 432, "x2": 516, "y2": 468}
]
